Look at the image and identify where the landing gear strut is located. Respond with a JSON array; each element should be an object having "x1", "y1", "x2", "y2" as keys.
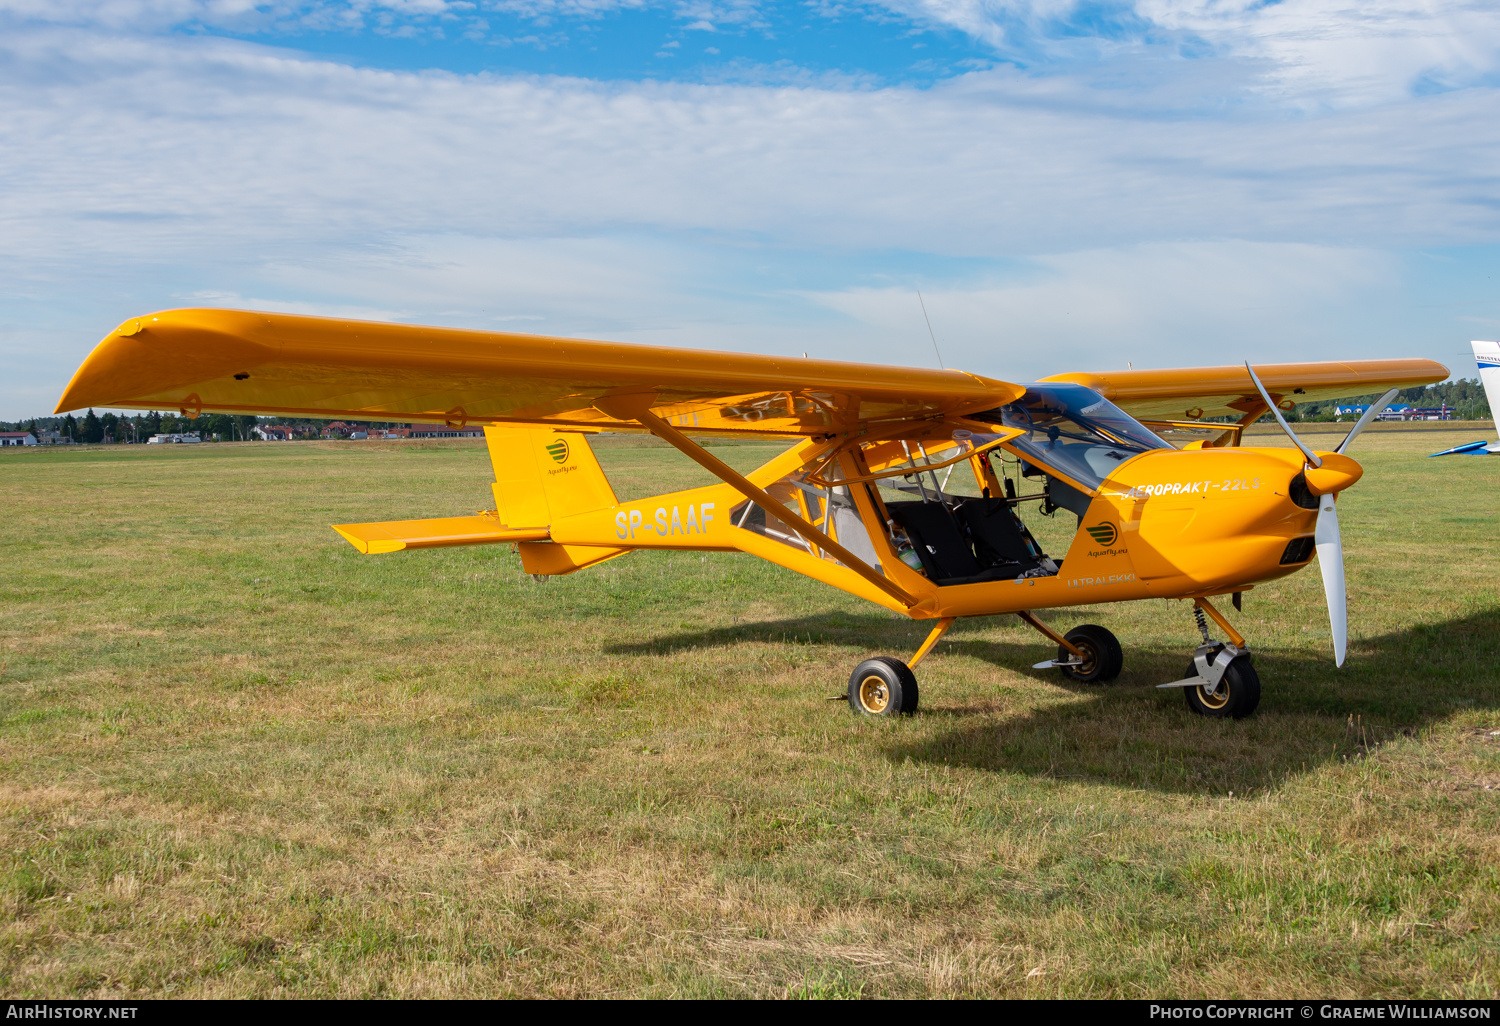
[{"x1": 1158, "y1": 598, "x2": 1261, "y2": 719}]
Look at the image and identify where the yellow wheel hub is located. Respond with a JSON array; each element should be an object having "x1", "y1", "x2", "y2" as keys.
[
  {"x1": 857, "y1": 674, "x2": 890, "y2": 714},
  {"x1": 1072, "y1": 642, "x2": 1097, "y2": 675},
  {"x1": 1196, "y1": 681, "x2": 1230, "y2": 709}
]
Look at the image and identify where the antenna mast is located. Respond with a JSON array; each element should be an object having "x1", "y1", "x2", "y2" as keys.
[{"x1": 917, "y1": 291, "x2": 944, "y2": 370}]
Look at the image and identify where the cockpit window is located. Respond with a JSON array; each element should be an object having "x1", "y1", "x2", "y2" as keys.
[{"x1": 976, "y1": 383, "x2": 1172, "y2": 490}]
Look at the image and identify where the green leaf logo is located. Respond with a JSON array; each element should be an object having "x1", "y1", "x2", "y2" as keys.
[
  {"x1": 1085, "y1": 522, "x2": 1118, "y2": 546},
  {"x1": 546, "y1": 439, "x2": 570, "y2": 464}
]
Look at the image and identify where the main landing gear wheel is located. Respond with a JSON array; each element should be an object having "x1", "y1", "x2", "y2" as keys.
[
  {"x1": 847, "y1": 657, "x2": 919, "y2": 717},
  {"x1": 1058, "y1": 624, "x2": 1123, "y2": 684},
  {"x1": 1182, "y1": 649, "x2": 1261, "y2": 719}
]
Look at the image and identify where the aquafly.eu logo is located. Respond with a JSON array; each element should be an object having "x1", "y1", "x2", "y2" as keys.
[
  {"x1": 1085, "y1": 522, "x2": 1117, "y2": 546},
  {"x1": 1083, "y1": 521, "x2": 1127, "y2": 559},
  {"x1": 546, "y1": 438, "x2": 570, "y2": 464}
]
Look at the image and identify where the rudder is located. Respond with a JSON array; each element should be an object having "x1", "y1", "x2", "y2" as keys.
[{"x1": 485, "y1": 427, "x2": 628, "y2": 575}]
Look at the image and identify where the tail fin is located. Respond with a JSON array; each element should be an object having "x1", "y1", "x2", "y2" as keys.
[
  {"x1": 484, "y1": 427, "x2": 617, "y2": 526},
  {"x1": 1472, "y1": 341, "x2": 1500, "y2": 445},
  {"x1": 484, "y1": 427, "x2": 627, "y2": 575}
]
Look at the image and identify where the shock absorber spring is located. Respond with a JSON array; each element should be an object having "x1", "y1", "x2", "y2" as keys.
[{"x1": 1193, "y1": 605, "x2": 1212, "y2": 645}]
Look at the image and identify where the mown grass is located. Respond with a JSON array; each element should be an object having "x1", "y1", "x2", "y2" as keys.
[{"x1": 0, "y1": 432, "x2": 1496, "y2": 998}]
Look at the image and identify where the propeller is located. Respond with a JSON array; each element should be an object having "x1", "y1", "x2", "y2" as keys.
[
  {"x1": 1244, "y1": 369, "x2": 1399, "y2": 668},
  {"x1": 1312, "y1": 490, "x2": 1346, "y2": 667},
  {"x1": 1245, "y1": 364, "x2": 1322, "y2": 467},
  {"x1": 1336, "y1": 387, "x2": 1400, "y2": 455}
]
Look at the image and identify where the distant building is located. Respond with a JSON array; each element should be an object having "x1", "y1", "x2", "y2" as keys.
[
  {"x1": 254, "y1": 425, "x2": 296, "y2": 441},
  {"x1": 0, "y1": 431, "x2": 37, "y2": 447},
  {"x1": 1334, "y1": 402, "x2": 1451, "y2": 421},
  {"x1": 408, "y1": 422, "x2": 485, "y2": 439},
  {"x1": 36, "y1": 429, "x2": 68, "y2": 444},
  {"x1": 147, "y1": 432, "x2": 201, "y2": 444},
  {"x1": 1336, "y1": 403, "x2": 1408, "y2": 420},
  {"x1": 349, "y1": 431, "x2": 368, "y2": 440}
]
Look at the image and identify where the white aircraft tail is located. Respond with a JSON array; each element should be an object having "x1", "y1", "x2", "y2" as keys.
[
  {"x1": 1473, "y1": 341, "x2": 1500, "y2": 451},
  {"x1": 1428, "y1": 342, "x2": 1500, "y2": 455}
]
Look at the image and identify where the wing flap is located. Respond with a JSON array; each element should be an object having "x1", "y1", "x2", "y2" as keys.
[{"x1": 333, "y1": 516, "x2": 548, "y2": 554}]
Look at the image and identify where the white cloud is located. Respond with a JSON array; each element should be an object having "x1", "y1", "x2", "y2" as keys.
[
  {"x1": 804, "y1": 242, "x2": 1407, "y2": 377},
  {"x1": 1133, "y1": 0, "x2": 1500, "y2": 106},
  {"x1": 827, "y1": 0, "x2": 1500, "y2": 106},
  {"x1": 4, "y1": 28, "x2": 1498, "y2": 268},
  {"x1": 1, "y1": 22, "x2": 1497, "y2": 416}
]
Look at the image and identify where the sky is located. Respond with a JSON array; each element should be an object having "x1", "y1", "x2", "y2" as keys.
[{"x1": 2, "y1": 0, "x2": 1500, "y2": 420}]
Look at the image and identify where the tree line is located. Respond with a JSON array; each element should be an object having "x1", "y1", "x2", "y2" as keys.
[
  {"x1": 1, "y1": 411, "x2": 262, "y2": 442},
  {"x1": 1287, "y1": 378, "x2": 1490, "y2": 422},
  {"x1": 0, "y1": 413, "x2": 412, "y2": 443}
]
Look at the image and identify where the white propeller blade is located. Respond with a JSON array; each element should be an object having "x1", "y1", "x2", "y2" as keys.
[
  {"x1": 1246, "y1": 363, "x2": 1321, "y2": 467},
  {"x1": 1336, "y1": 387, "x2": 1400, "y2": 455},
  {"x1": 1314, "y1": 498, "x2": 1347, "y2": 667}
]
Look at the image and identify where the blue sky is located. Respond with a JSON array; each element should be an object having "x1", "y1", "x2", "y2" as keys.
[
  {"x1": 203, "y1": 1, "x2": 1000, "y2": 83},
  {"x1": 3, "y1": 0, "x2": 1500, "y2": 418}
]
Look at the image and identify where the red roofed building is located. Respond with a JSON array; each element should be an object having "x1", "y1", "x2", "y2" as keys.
[{"x1": 408, "y1": 422, "x2": 485, "y2": 439}]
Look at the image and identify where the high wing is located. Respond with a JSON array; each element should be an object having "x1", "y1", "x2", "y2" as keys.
[
  {"x1": 1043, "y1": 359, "x2": 1448, "y2": 424},
  {"x1": 55, "y1": 308, "x2": 1023, "y2": 435}
]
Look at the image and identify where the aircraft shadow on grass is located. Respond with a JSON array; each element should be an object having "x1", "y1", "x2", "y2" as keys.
[{"x1": 607, "y1": 608, "x2": 1500, "y2": 795}]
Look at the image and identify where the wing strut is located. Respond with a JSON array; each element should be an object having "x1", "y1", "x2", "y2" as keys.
[
  {"x1": 1211, "y1": 403, "x2": 1267, "y2": 448},
  {"x1": 595, "y1": 395, "x2": 916, "y2": 608}
]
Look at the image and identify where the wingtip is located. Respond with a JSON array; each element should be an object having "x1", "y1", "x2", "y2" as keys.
[
  {"x1": 53, "y1": 381, "x2": 90, "y2": 415},
  {"x1": 53, "y1": 372, "x2": 98, "y2": 414}
]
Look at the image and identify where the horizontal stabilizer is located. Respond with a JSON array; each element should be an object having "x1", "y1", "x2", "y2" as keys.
[
  {"x1": 333, "y1": 515, "x2": 548, "y2": 554},
  {"x1": 1427, "y1": 440, "x2": 1499, "y2": 457}
]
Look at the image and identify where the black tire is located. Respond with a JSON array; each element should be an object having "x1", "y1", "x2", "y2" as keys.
[
  {"x1": 1058, "y1": 624, "x2": 1123, "y2": 683},
  {"x1": 847, "y1": 657, "x2": 919, "y2": 717},
  {"x1": 1182, "y1": 653, "x2": 1260, "y2": 719}
]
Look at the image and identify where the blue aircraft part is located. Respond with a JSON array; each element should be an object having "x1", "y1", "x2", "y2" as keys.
[{"x1": 1428, "y1": 440, "x2": 1493, "y2": 457}]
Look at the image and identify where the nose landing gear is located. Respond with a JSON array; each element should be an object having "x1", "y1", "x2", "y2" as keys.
[{"x1": 1158, "y1": 598, "x2": 1261, "y2": 719}]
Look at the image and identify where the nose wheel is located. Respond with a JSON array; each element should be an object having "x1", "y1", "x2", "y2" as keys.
[
  {"x1": 1177, "y1": 648, "x2": 1261, "y2": 718},
  {"x1": 1158, "y1": 598, "x2": 1262, "y2": 719}
]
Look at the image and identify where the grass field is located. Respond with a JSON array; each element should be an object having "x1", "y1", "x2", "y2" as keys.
[{"x1": 2, "y1": 432, "x2": 1497, "y2": 998}]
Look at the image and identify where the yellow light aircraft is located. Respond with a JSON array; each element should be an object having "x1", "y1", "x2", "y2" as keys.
[{"x1": 57, "y1": 309, "x2": 1447, "y2": 719}]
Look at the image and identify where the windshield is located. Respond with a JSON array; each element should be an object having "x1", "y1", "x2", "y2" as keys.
[{"x1": 978, "y1": 383, "x2": 1171, "y2": 490}]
